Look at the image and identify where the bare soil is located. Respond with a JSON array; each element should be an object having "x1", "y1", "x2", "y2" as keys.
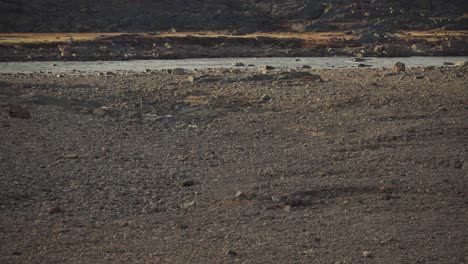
[{"x1": 0, "y1": 66, "x2": 467, "y2": 263}]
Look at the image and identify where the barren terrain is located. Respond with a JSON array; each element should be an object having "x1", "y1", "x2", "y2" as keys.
[{"x1": 1, "y1": 66, "x2": 467, "y2": 263}]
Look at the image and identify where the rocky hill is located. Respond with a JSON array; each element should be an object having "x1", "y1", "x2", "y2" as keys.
[{"x1": 1, "y1": 0, "x2": 467, "y2": 33}]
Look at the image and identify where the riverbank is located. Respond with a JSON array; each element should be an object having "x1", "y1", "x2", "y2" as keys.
[
  {"x1": 0, "y1": 30, "x2": 467, "y2": 62},
  {"x1": 1, "y1": 66, "x2": 467, "y2": 263}
]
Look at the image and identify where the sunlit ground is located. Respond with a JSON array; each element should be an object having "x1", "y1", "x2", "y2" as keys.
[{"x1": 0, "y1": 30, "x2": 466, "y2": 45}]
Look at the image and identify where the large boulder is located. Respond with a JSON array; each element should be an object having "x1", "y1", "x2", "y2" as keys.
[{"x1": 383, "y1": 44, "x2": 412, "y2": 57}]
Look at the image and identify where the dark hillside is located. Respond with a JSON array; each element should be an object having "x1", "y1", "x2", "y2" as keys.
[{"x1": 1, "y1": 0, "x2": 467, "y2": 32}]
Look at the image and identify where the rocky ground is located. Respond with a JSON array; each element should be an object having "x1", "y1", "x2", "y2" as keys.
[
  {"x1": 0, "y1": 30, "x2": 467, "y2": 62},
  {"x1": 1, "y1": 65, "x2": 467, "y2": 263},
  {"x1": 1, "y1": 0, "x2": 467, "y2": 33},
  {"x1": 1, "y1": 0, "x2": 467, "y2": 61}
]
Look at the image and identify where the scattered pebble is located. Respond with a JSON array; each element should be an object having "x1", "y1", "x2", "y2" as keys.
[
  {"x1": 234, "y1": 191, "x2": 247, "y2": 200},
  {"x1": 182, "y1": 179, "x2": 195, "y2": 187},
  {"x1": 362, "y1": 251, "x2": 372, "y2": 258},
  {"x1": 47, "y1": 206, "x2": 63, "y2": 214},
  {"x1": 225, "y1": 249, "x2": 238, "y2": 256},
  {"x1": 181, "y1": 200, "x2": 195, "y2": 209},
  {"x1": 64, "y1": 153, "x2": 79, "y2": 159}
]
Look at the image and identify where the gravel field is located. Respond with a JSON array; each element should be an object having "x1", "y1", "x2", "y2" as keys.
[{"x1": 1, "y1": 66, "x2": 467, "y2": 263}]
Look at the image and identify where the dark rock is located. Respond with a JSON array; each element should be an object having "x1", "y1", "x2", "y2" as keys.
[
  {"x1": 392, "y1": 62, "x2": 406, "y2": 72},
  {"x1": 260, "y1": 94, "x2": 271, "y2": 102},
  {"x1": 182, "y1": 179, "x2": 195, "y2": 187},
  {"x1": 383, "y1": 45, "x2": 412, "y2": 57},
  {"x1": 226, "y1": 249, "x2": 238, "y2": 256},
  {"x1": 258, "y1": 65, "x2": 275, "y2": 71},
  {"x1": 1, "y1": 104, "x2": 31, "y2": 119},
  {"x1": 47, "y1": 206, "x2": 63, "y2": 214}
]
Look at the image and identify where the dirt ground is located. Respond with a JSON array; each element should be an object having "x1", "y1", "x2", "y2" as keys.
[{"x1": 0, "y1": 66, "x2": 467, "y2": 263}]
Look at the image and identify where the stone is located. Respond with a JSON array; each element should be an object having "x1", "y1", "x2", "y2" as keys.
[
  {"x1": 92, "y1": 108, "x2": 111, "y2": 117},
  {"x1": 358, "y1": 64, "x2": 371, "y2": 68},
  {"x1": 383, "y1": 44, "x2": 412, "y2": 57},
  {"x1": 234, "y1": 62, "x2": 245, "y2": 67},
  {"x1": 234, "y1": 191, "x2": 247, "y2": 200},
  {"x1": 443, "y1": 62, "x2": 454, "y2": 66},
  {"x1": 58, "y1": 45, "x2": 73, "y2": 58},
  {"x1": 181, "y1": 200, "x2": 195, "y2": 209},
  {"x1": 302, "y1": 65, "x2": 311, "y2": 69},
  {"x1": 1, "y1": 104, "x2": 31, "y2": 119},
  {"x1": 283, "y1": 205, "x2": 292, "y2": 212},
  {"x1": 47, "y1": 206, "x2": 62, "y2": 214},
  {"x1": 258, "y1": 65, "x2": 275, "y2": 71},
  {"x1": 170, "y1": 68, "x2": 186, "y2": 75},
  {"x1": 392, "y1": 62, "x2": 406, "y2": 72},
  {"x1": 64, "y1": 153, "x2": 79, "y2": 159},
  {"x1": 98, "y1": 46, "x2": 109, "y2": 53},
  {"x1": 455, "y1": 61, "x2": 467, "y2": 67},
  {"x1": 260, "y1": 94, "x2": 271, "y2": 102},
  {"x1": 182, "y1": 179, "x2": 195, "y2": 187},
  {"x1": 225, "y1": 249, "x2": 238, "y2": 256},
  {"x1": 362, "y1": 251, "x2": 372, "y2": 258},
  {"x1": 411, "y1": 43, "x2": 431, "y2": 53},
  {"x1": 187, "y1": 76, "x2": 196, "y2": 83}
]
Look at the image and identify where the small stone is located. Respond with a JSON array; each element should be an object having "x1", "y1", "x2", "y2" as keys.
[
  {"x1": 271, "y1": 196, "x2": 282, "y2": 203},
  {"x1": 455, "y1": 61, "x2": 467, "y2": 67},
  {"x1": 234, "y1": 62, "x2": 245, "y2": 67},
  {"x1": 443, "y1": 62, "x2": 454, "y2": 66},
  {"x1": 64, "y1": 153, "x2": 79, "y2": 159},
  {"x1": 258, "y1": 65, "x2": 275, "y2": 71},
  {"x1": 392, "y1": 62, "x2": 406, "y2": 72},
  {"x1": 92, "y1": 108, "x2": 111, "y2": 117},
  {"x1": 302, "y1": 65, "x2": 311, "y2": 69},
  {"x1": 182, "y1": 179, "x2": 195, "y2": 187},
  {"x1": 260, "y1": 94, "x2": 271, "y2": 102},
  {"x1": 225, "y1": 249, "x2": 238, "y2": 256},
  {"x1": 47, "y1": 206, "x2": 62, "y2": 214},
  {"x1": 362, "y1": 251, "x2": 372, "y2": 258},
  {"x1": 283, "y1": 205, "x2": 292, "y2": 212},
  {"x1": 171, "y1": 68, "x2": 186, "y2": 75},
  {"x1": 12, "y1": 251, "x2": 22, "y2": 256},
  {"x1": 181, "y1": 200, "x2": 195, "y2": 209},
  {"x1": 234, "y1": 191, "x2": 247, "y2": 200}
]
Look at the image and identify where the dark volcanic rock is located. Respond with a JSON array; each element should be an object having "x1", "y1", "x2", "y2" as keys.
[{"x1": 1, "y1": 0, "x2": 467, "y2": 33}]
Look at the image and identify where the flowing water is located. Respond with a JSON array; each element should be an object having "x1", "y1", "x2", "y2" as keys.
[{"x1": 0, "y1": 56, "x2": 466, "y2": 74}]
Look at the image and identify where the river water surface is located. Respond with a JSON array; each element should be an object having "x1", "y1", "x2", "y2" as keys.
[{"x1": 0, "y1": 56, "x2": 466, "y2": 74}]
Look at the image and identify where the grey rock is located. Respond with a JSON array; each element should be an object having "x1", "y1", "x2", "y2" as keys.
[{"x1": 182, "y1": 179, "x2": 195, "y2": 187}]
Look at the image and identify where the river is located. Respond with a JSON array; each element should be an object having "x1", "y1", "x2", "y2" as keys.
[{"x1": 0, "y1": 56, "x2": 466, "y2": 74}]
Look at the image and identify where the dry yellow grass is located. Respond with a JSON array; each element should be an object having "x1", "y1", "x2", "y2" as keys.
[
  {"x1": 0, "y1": 30, "x2": 465, "y2": 45},
  {"x1": 0, "y1": 33, "x2": 122, "y2": 44}
]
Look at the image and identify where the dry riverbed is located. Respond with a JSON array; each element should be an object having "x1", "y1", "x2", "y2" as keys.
[{"x1": 1, "y1": 66, "x2": 467, "y2": 263}]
